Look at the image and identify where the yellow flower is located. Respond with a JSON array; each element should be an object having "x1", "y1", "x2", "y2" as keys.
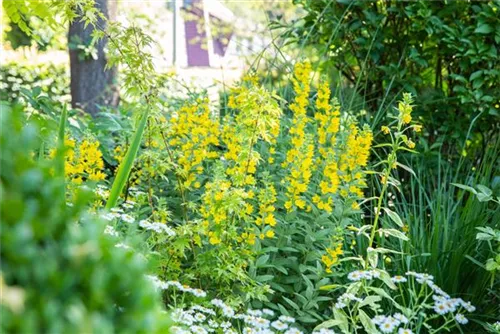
[
  {"x1": 265, "y1": 230, "x2": 275, "y2": 238},
  {"x1": 381, "y1": 126, "x2": 390, "y2": 134},
  {"x1": 413, "y1": 124, "x2": 422, "y2": 133},
  {"x1": 406, "y1": 139, "x2": 416, "y2": 149}
]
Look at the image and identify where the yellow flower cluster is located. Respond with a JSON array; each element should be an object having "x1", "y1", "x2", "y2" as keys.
[
  {"x1": 283, "y1": 62, "x2": 315, "y2": 211},
  {"x1": 64, "y1": 138, "x2": 105, "y2": 184},
  {"x1": 321, "y1": 243, "x2": 343, "y2": 273},
  {"x1": 224, "y1": 85, "x2": 281, "y2": 187},
  {"x1": 168, "y1": 99, "x2": 220, "y2": 188},
  {"x1": 398, "y1": 92, "x2": 413, "y2": 125},
  {"x1": 313, "y1": 83, "x2": 342, "y2": 212},
  {"x1": 315, "y1": 82, "x2": 341, "y2": 153}
]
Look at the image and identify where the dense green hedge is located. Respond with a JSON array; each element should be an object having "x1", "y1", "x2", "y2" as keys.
[{"x1": 0, "y1": 105, "x2": 170, "y2": 333}]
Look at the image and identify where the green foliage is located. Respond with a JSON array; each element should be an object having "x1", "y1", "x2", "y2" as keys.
[
  {"x1": 385, "y1": 144, "x2": 500, "y2": 322},
  {"x1": 285, "y1": 0, "x2": 500, "y2": 152},
  {"x1": 0, "y1": 105, "x2": 170, "y2": 333}
]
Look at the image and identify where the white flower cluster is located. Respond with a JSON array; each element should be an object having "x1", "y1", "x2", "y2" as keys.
[
  {"x1": 95, "y1": 184, "x2": 109, "y2": 198},
  {"x1": 311, "y1": 329, "x2": 335, "y2": 334},
  {"x1": 347, "y1": 269, "x2": 380, "y2": 281},
  {"x1": 139, "y1": 220, "x2": 176, "y2": 236},
  {"x1": 372, "y1": 313, "x2": 409, "y2": 333},
  {"x1": 404, "y1": 272, "x2": 475, "y2": 320},
  {"x1": 104, "y1": 225, "x2": 119, "y2": 237},
  {"x1": 100, "y1": 207, "x2": 135, "y2": 224},
  {"x1": 334, "y1": 293, "x2": 364, "y2": 309},
  {"x1": 170, "y1": 298, "x2": 304, "y2": 334},
  {"x1": 146, "y1": 275, "x2": 207, "y2": 298}
]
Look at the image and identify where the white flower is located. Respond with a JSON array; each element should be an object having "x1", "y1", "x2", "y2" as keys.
[
  {"x1": 379, "y1": 319, "x2": 397, "y2": 333},
  {"x1": 262, "y1": 308, "x2": 275, "y2": 317},
  {"x1": 208, "y1": 320, "x2": 219, "y2": 328},
  {"x1": 115, "y1": 243, "x2": 131, "y2": 249},
  {"x1": 372, "y1": 315, "x2": 387, "y2": 325},
  {"x1": 222, "y1": 305, "x2": 235, "y2": 318},
  {"x1": 190, "y1": 325, "x2": 207, "y2": 334},
  {"x1": 313, "y1": 329, "x2": 336, "y2": 334},
  {"x1": 279, "y1": 315, "x2": 296, "y2": 323},
  {"x1": 284, "y1": 329, "x2": 303, "y2": 334},
  {"x1": 194, "y1": 313, "x2": 206, "y2": 322},
  {"x1": 252, "y1": 317, "x2": 270, "y2": 329},
  {"x1": 104, "y1": 225, "x2": 119, "y2": 237},
  {"x1": 248, "y1": 309, "x2": 263, "y2": 317},
  {"x1": 334, "y1": 302, "x2": 346, "y2": 309},
  {"x1": 393, "y1": 313, "x2": 408, "y2": 324},
  {"x1": 455, "y1": 313, "x2": 468, "y2": 325},
  {"x1": 191, "y1": 288, "x2": 207, "y2": 298},
  {"x1": 120, "y1": 213, "x2": 135, "y2": 224},
  {"x1": 211, "y1": 299, "x2": 224, "y2": 307},
  {"x1": 101, "y1": 213, "x2": 115, "y2": 221},
  {"x1": 434, "y1": 302, "x2": 451, "y2": 315},
  {"x1": 220, "y1": 321, "x2": 232, "y2": 329},
  {"x1": 271, "y1": 320, "x2": 288, "y2": 330},
  {"x1": 460, "y1": 300, "x2": 476, "y2": 312},
  {"x1": 391, "y1": 275, "x2": 407, "y2": 283},
  {"x1": 347, "y1": 270, "x2": 363, "y2": 281},
  {"x1": 398, "y1": 329, "x2": 413, "y2": 334}
]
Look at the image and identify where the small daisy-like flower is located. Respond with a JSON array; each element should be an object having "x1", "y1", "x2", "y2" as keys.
[
  {"x1": 347, "y1": 270, "x2": 363, "y2": 281},
  {"x1": 252, "y1": 317, "x2": 270, "y2": 329},
  {"x1": 271, "y1": 320, "x2": 289, "y2": 330},
  {"x1": 434, "y1": 302, "x2": 451, "y2": 315},
  {"x1": 279, "y1": 315, "x2": 296, "y2": 323},
  {"x1": 284, "y1": 328, "x2": 303, "y2": 334},
  {"x1": 372, "y1": 315, "x2": 387, "y2": 325},
  {"x1": 190, "y1": 326, "x2": 207, "y2": 334},
  {"x1": 220, "y1": 321, "x2": 232, "y2": 329},
  {"x1": 248, "y1": 309, "x2": 263, "y2": 317},
  {"x1": 194, "y1": 313, "x2": 206, "y2": 322},
  {"x1": 393, "y1": 313, "x2": 408, "y2": 324},
  {"x1": 398, "y1": 329, "x2": 413, "y2": 334},
  {"x1": 379, "y1": 320, "x2": 396, "y2": 333},
  {"x1": 120, "y1": 214, "x2": 135, "y2": 224},
  {"x1": 391, "y1": 275, "x2": 407, "y2": 283},
  {"x1": 455, "y1": 313, "x2": 468, "y2": 325},
  {"x1": 104, "y1": 225, "x2": 119, "y2": 237},
  {"x1": 313, "y1": 329, "x2": 336, "y2": 334},
  {"x1": 262, "y1": 308, "x2": 275, "y2": 317},
  {"x1": 460, "y1": 301, "x2": 476, "y2": 313},
  {"x1": 208, "y1": 320, "x2": 219, "y2": 328}
]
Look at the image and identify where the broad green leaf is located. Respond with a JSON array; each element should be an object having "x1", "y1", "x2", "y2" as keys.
[
  {"x1": 359, "y1": 309, "x2": 378, "y2": 334},
  {"x1": 383, "y1": 208, "x2": 404, "y2": 227}
]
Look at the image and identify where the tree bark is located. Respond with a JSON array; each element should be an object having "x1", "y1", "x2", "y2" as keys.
[{"x1": 68, "y1": 0, "x2": 118, "y2": 116}]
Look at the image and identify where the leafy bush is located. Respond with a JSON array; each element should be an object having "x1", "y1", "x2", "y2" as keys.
[{"x1": 0, "y1": 104, "x2": 169, "y2": 333}]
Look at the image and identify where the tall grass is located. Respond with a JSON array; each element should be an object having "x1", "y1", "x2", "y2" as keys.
[{"x1": 389, "y1": 139, "x2": 500, "y2": 323}]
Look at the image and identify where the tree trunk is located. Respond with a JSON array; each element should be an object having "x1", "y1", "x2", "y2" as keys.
[{"x1": 68, "y1": 0, "x2": 118, "y2": 116}]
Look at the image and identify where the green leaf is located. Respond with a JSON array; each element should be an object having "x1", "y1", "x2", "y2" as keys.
[
  {"x1": 475, "y1": 23, "x2": 493, "y2": 34},
  {"x1": 383, "y1": 208, "x2": 404, "y2": 227},
  {"x1": 359, "y1": 309, "x2": 378, "y2": 333},
  {"x1": 106, "y1": 108, "x2": 149, "y2": 209},
  {"x1": 379, "y1": 228, "x2": 409, "y2": 241},
  {"x1": 451, "y1": 183, "x2": 477, "y2": 195}
]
